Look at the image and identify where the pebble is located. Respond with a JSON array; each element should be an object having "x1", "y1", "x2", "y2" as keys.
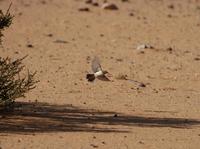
[
  {"x1": 139, "y1": 141, "x2": 144, "y2": 144},
  {"x1": 54, "y1": 40, "x2": 68, "y2": 44},
  {"x1": 78, "y1": 7, "x2": 90, "y2": 12},
  {"x1": 136, "y1": 44, "x2": 154, "y2": 50},
  {"x1": 166, "y1": 47, "x2": 173, "y2": 52},
  {"x1": 194, "y1": 57, "x2": 200, "y2": 61},
  {"x1": 27, "y1": 44, "x2": 34, "y2": 48},
  {"x1": 168, "y1": 4, "x2": 174, "y2": 9},
  {"x1": 101, "y1": 3, "x2": 118, "y2": 10},
  {"x1": 90, "y1": 144, "x2": 98, "y2": 148},
  {"x1": 92, "y1": 2, "x2": 99, "y2": 6},
  {"x1": 85, "y1": 0, "x2": 99, "y2": 6},
  {"x1": 139, "y1": 83, "x2": 146, "y2": 88},
  {"x1": 46, "y1": 33, "x2": 53, "y2": 37},
  {"x1": 129, "y1": 12, "x2": 134, "y2": 16},
  {"x1": 18, "y1": 138, "x2": 22, "y2": 143}
]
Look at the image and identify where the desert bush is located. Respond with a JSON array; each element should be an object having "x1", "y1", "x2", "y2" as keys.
[
  {"x1": 0, "y1": 4, "x2": 38, "y2": 109},
  {"x1": 0, "y1": 3, "x2": 13, "y2": 44},
  {"x1": 0, "y1": 56, "x2": 38, "y2": 108}
]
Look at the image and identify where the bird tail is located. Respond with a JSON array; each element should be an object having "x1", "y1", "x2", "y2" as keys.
[{"x1": 86, "y1": 74, "x2": 95, "y2": 82}]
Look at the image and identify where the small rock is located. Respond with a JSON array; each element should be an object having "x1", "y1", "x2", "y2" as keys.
[
  {"x1": 85, "y1": 0, "x2": 99, "y2": 6},
  {"x1": 139, "y1": 141, "x2": 144, "y2": 144},
  {"x1": 27, "y1": 44, "x2": 34, "y2": 48},
  {"x1": 194, "y1": 57, "x2": 200, "y2": 61},
  {"x1": 86, "y1": 56, "x2": 91, "y2": 61},
  {"x1": 18, "y1": 138, "x2": 22, "y2": 143},
  {"x1": 54, "y1": 40, "x2": 68, "y2": 44},
  {"x1": 153, "y1": 89, "x2": 159, "y2": 93},
  {"x1": 129, "y1": 12, "x2": 134, "y2": 16},
  {"x1": 136, "y1": 44, "x2": 153, "y2": 50},
  {"x1": 78, "y1": 7, "x2": 90, "y2": 12},
  {"x1": 139, "y1": 51, "x2": 145, "y2": 54},
  {"x1": 92, "y1": 2, "x2": 99, "y2": 6},
  {"x1": 90, "y1": 144, "x2": 98, "y2": 148},
  {"x1": 102, "y1": 3, "x2": 118, "y2": 10},
  {"x1": 139, "y1": 83, "x2": 146, "y2": 88},
  {"x1": 46, "y1": 33, "x2": 53, "y2": 37},
  {"x1": 168, "y1": 4, "x2": 174, "y2": 9},
  {"x1": 166, "y1": 47, "x2": 173, "y2": 52}
]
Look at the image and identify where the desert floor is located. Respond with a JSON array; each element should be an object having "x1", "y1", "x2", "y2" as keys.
[{"x1": 0, "y1": 0, "x2": 200, "y2": 148}]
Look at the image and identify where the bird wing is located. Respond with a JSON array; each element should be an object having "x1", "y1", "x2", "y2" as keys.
[
  {"x1": 97, "y1": 75, "x2": 110, "y2": 81},
  {"x1": 91, "y1": 56, "x2": 102, "y2": 73}
]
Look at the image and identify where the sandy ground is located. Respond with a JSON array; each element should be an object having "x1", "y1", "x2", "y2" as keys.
[{"x1": 0, "y1": 0, "x2": 200, "y2": 148}]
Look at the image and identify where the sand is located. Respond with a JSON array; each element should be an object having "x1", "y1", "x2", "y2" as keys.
[{"x1": 0, "y1": 0, "x2": 200, "y2": 148}]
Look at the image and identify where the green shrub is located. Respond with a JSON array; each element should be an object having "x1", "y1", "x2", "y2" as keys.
[
  {"x1": 0, "y1": 3, "x2": 13, "y2": 44},
  {"x1": 0, "y1": 4, "x2": 38, "y2": 109},
  {"x1": 0, "y1": 56, "x2": 38, "y2": 109}
]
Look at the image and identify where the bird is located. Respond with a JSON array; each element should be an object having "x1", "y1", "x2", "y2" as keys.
[{"x1": 86, "y1": 56, "x2": 110, "y2": 82}]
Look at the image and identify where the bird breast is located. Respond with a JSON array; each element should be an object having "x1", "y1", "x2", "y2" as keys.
[{"x1": 94, "y1": 71, "x2": 103, "y2": 77}]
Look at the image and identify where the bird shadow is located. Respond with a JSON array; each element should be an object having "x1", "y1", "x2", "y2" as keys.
[{"x1": 0, "y1": 101, "x2": 200, "y2": 134}]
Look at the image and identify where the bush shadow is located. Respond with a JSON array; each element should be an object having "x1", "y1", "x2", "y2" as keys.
[{"x1": 0, "y1": 102, "x2": 200, "y2": 134}]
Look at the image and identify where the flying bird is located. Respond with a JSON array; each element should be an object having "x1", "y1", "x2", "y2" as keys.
[{"x1": 86, "y1": 56, "x2": 110, "y2": 82}]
